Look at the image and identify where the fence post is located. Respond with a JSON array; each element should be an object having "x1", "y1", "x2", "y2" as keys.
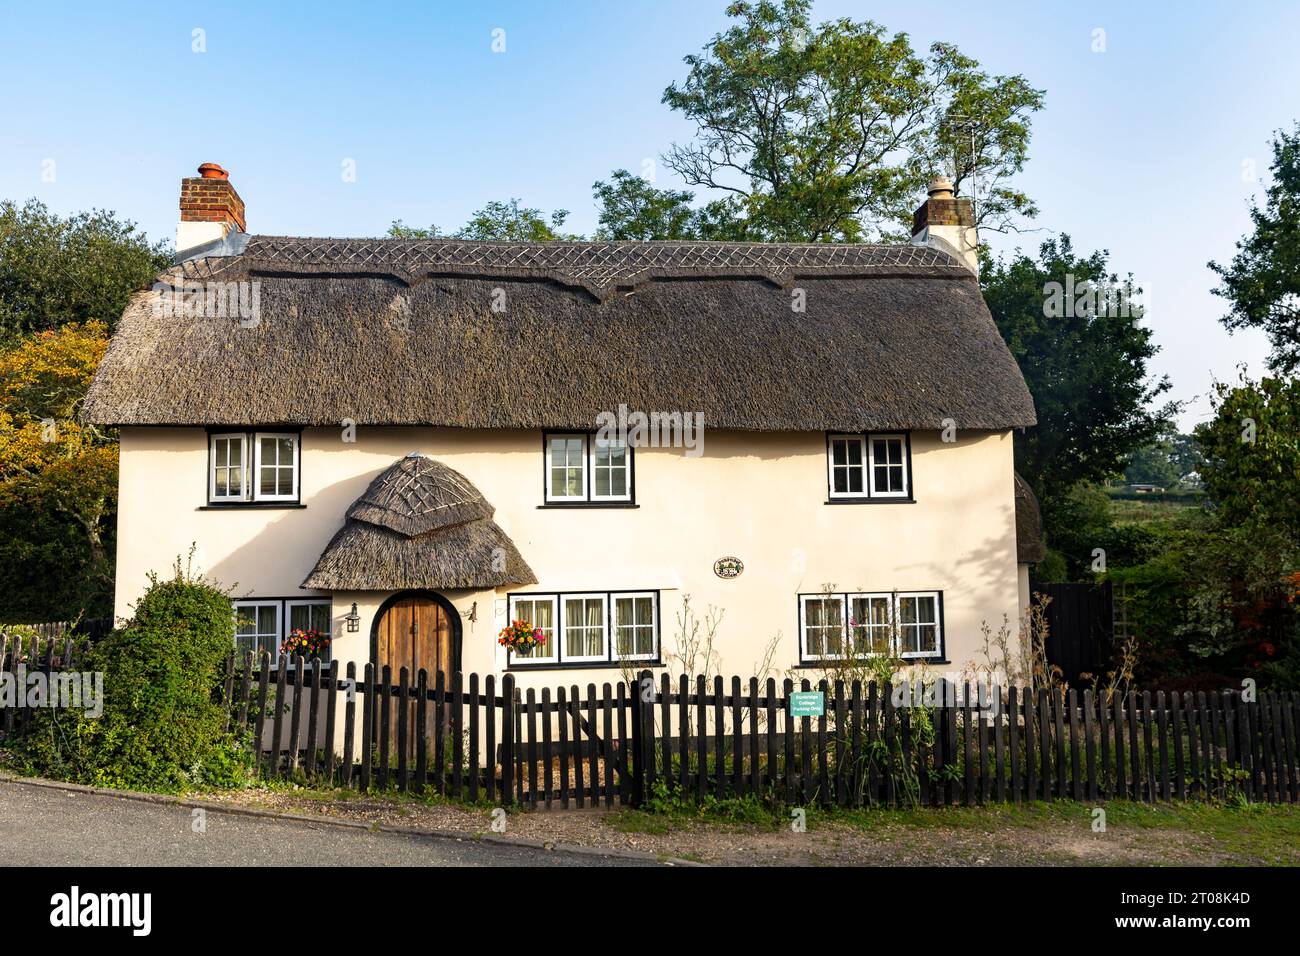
[
  {"x1": 629, "y1": 671, "x2": 645, "y2": 808},
  {"x1": 500, "y1": 674, "x2": 515, "y2": 806}
]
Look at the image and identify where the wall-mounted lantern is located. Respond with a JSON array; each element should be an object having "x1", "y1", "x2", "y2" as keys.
[{"x1": 345, "y1": 602, "x2": 360, "y2": 633}]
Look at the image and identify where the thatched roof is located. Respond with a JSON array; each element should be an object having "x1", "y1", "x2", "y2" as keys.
[
  {"x1": 302, "y1": 454, "x2": 536, "y2": 591},
  {"x1": 1014, "y1": 471, "x2": 1047, "y2": 564},
  {"x1": 346, "y1": 452, "x2": 494, "y2": 536},
  {"x1": 83, "y1": 236, "x2": 1036, "y2": 431}
]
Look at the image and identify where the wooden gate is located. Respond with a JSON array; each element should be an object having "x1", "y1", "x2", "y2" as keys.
[{"x1": 1031, "y1": 581, "x2": 1114, "y2": 684}]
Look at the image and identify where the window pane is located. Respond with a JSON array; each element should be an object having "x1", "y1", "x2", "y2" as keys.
[
  {"x1": 899, "y1": 597, "x2": 918, "y2": 625},
  {"x1": 549, "y1": 437, "x2": 586, "y2": 498},
  {"x1": 594, "y1": 468, "x2": 610, "y2": 497},
  {"x1": 831, "y1": 438, "x2": 865, "y2": 496},
  {"x1": 513, "y1": 598, "x2": 556, "y2": 659},
  {"x1": 914, "y1": 625, "x2": 937, "y2": 654},
  {"x1": 564, "y1": 597, "x2": 605, "y2": 657}
]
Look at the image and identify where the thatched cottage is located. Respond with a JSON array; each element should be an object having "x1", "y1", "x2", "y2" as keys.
[{"x1": 84, "y1": 164, "x2": 1040, "y2": 690}]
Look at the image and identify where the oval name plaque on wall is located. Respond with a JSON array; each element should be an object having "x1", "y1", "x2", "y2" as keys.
[{"x1": 713, "y1": 557, "x2": 744, "y2": 579}]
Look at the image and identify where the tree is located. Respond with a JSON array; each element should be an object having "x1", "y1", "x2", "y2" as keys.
[
  {"x1": 981, "y1": 236, "x2": 1175, "y2": 515},
  {"x1": 1177, "y1": 373, "x2": 1300, "y2": 682},
  {"x1": 1195, "y1": 372, "x2": 1300, "y2": 542},
  {"x1": 390, "y1": 198, "x2": 578, "y2": 242},
  {"x1": 660, "y1": 0, "x2": 1043, "y2": 241},
  {"x1": 0, "y1": 322, "x2": 116, "y2": 620},
  {"x1": 1209, "y1": 124, "x2": 1300, "y2": 373},
  {"x1": 1123, "y1": 429, "x2": 1204, "y2": 487},
  {"x1": 0, "y1": 199, "x2": 170, "y2": 341},
  {"x1": 593, "y1": 170, "x2": 700, "y2": 240},
  {"x1": 591, "y1": 170, "x2": 757, "y2": 241}
]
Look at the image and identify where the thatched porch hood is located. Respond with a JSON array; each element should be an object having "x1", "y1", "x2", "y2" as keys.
[
  {"x1": 302, "y1": 453, "x2": 536, "y2": 591},
  {"x1": 82, "y1": 236, "x2": 1036, "y2": 430}
]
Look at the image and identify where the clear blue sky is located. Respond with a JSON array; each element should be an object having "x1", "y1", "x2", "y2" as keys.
[{"x1": 2, "y1": 0, "x2": 1295, "y2": 430}]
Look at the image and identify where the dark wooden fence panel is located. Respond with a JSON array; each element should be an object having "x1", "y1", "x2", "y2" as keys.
[
  {"x1": 7, "y1": 646, "x2": 1297, "y2": 812},
  {"x1": 1031, "y1": 581, "x2": 1114, "y2": 685}
]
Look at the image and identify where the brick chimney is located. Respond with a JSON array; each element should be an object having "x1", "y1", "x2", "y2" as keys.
[
  {"x1": 910, "y1": 176, "x2": 978, "y2": 275},
  {"x1": 177, "y1": 163, "x2": 245, "y2": 260}
]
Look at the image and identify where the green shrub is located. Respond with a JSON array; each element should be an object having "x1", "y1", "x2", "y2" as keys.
[{"x1": 21, "y1": 556, "x2": 251, "y2": 792}]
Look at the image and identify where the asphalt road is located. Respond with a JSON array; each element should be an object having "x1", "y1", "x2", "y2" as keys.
[{"x1": 0, "y1": 781, "x2": 654, "y2": 867}]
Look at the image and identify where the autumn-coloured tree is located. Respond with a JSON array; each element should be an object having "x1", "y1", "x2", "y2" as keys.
[{"x1": 0, "y1": 322, "x2": 116, "y2": 620}]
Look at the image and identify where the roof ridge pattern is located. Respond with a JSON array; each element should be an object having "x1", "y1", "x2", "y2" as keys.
[{"x1": 179, "y1": 235, "x2": 967, "y2": 296}]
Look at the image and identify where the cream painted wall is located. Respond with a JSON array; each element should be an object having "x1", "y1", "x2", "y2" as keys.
[{"x1": 114, "y1": 426, "x2": 1021, "y2": 689}]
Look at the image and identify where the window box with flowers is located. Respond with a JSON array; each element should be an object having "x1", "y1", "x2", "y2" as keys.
[{"x1": 281, "y1": 627, "x2": 332, "y2": 664}]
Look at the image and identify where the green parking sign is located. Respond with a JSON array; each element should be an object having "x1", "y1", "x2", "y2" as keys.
[{"x1": 789, "y1": 691, "x2": 824, "y2": 718}]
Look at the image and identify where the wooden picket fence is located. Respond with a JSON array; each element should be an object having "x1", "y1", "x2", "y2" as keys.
[
  {"x1": 4, "y1": 637, "x2": 1296, "y2": 809},
  {"x1": 215, "y1": 656, "x2": 1300, "y2": 809},
  {"x1": 0, "y1": 630, "x2": 86, "y2": 738}
]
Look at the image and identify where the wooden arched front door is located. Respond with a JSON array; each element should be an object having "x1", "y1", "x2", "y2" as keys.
[{"x1": 372, "y1": 591, "x2": 458, "y2": 681}]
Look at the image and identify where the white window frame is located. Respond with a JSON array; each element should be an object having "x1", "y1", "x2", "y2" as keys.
[
  {"x1": 896, "y1": 591, "x2": 942, "y2": 660},
  {"x1": 507, "y1": 590, "x2": 661, "y2": 668},
  {"x1": 800, "y1": 591, "x2": 943, "y2": 663},
  {"x1": 799, "y1": 594, "x2": 848, "y2": 661},
  {"x1": 589, "y1": 437, "x2": 632, "y2": 503},
  {"x1": 868, "y1": 434, "x2": 909, "y2": 498},
  {"x1": 233, "y1": 600, "x2": 282, "y2": 663},
  {"x1": 847, "y1": 592, "x2": 894, "y2": 657},
  {"x1": 209, "y1": 432, "x2": 249, "y2": 502},
  {"x1": 252, "y1": 431, "x2": 300, "y2": 502},
  {"x1": 612, "y1": 591, "x2": 658, "y2": 661},
  {"x1": 506, "y1": 594, "x2": 560, "y2": 665},
  {"x1": 827, "y1": 434, "x2": 869, "y2": 500},
  {"x1": 545, "y1": 434, "x2": 588, "y2": 503},
  {"x1": 559, "y1": 592, "x2": 610, "y2": 664},
  {"x1": 285, "y1": 598, "x2": 333, "y2": 665}
]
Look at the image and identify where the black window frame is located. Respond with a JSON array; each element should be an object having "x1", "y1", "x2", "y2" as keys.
[
  {"x1": 202, "y1": 426, "x2": 305, "y2": 509},
  {"x1": 539, "y1": 430, "x2": 637, "y2": 508},
  {"x1": 231, "y1": 595, "x2": 333, "y2": 666},
  {"x1": 505, "y1": 589, "x2": 662, "y2": 670},
  {"x1": 824, "y1": 430, "x2": 914, "y2": 504},
  {"x1": 795, "y1": 590, "x2": 946, "y2": 665}
]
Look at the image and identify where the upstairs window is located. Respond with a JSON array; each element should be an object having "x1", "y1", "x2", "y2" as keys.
[
  {"x1": 826, "y1": 432, "x2": 911, "y2": 501},
  {"x1": 210, "y1": 434, "x2": 248, "y2": 501},
  {"x1": 544, "y1": 432, "x2": 633, "y2": 505},
  {"x1": 209, "y1": 431, "x2": 300, "y2": 504},
  {"x1": 870, "y1": 435, "x2": 908, "y2": 497}
]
